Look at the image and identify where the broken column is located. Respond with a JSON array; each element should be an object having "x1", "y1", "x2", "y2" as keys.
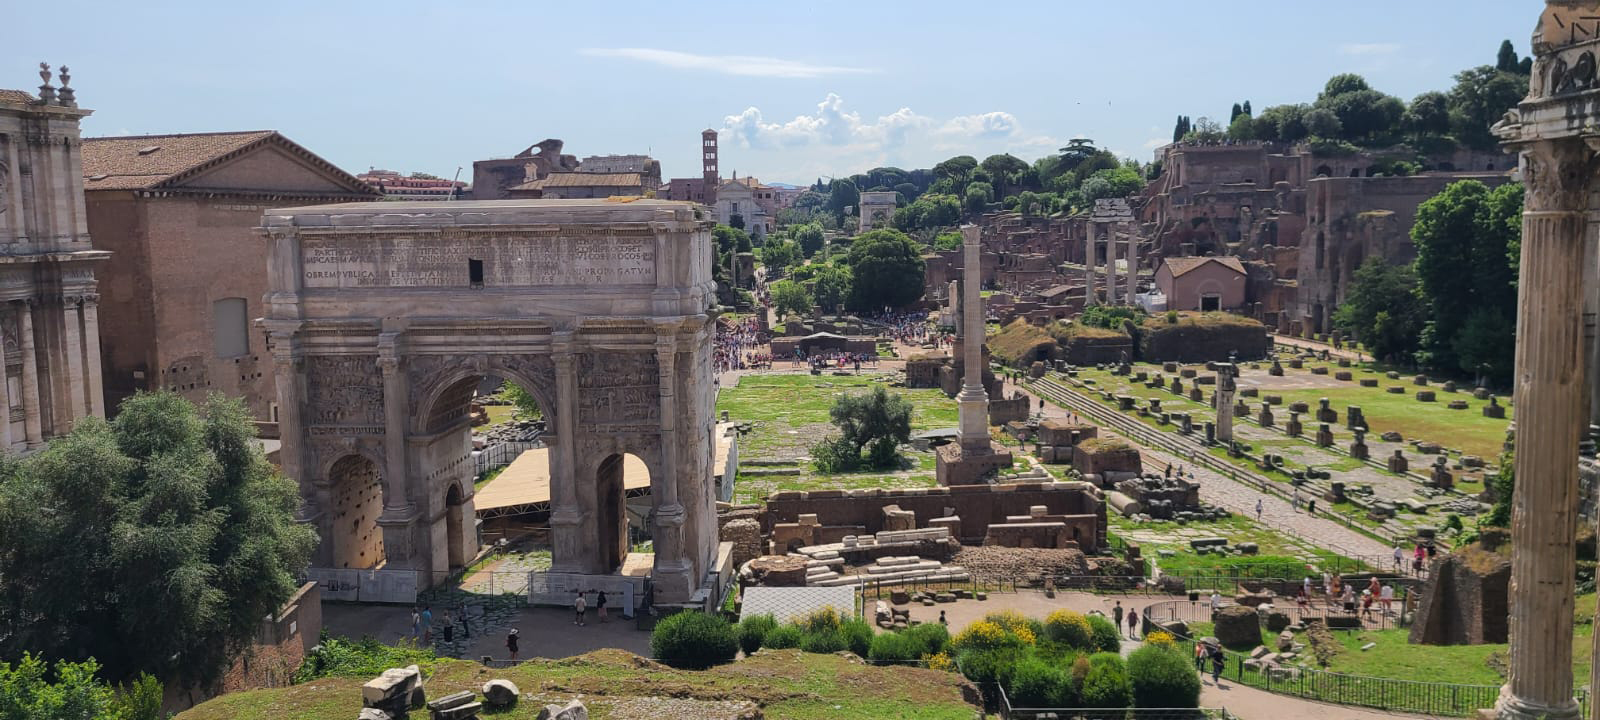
[{"x1": 1214, "y1": 357, "x2": 1237, "y2": 444}]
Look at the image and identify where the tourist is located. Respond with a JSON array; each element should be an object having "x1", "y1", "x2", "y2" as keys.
[
  {"x1": 1210, "y1": 647, "x2": 1224, "y2": 683},
  {"x1": 1255, "y1": 498, "x2": 1263, "y2": 521},
  {"x1": 1321, "y1": 572, "x2": 1331, "y2": 598},
  {"x1": 596, "y1": 590, "x2": 608, "y2": 623},
  {"x1": 1193, "y1": 641, "x2": 1206, "y2": 671},
  {"x1": 506, "y1": 628, "x2": 520, "y2": 661},
  {"x1": 410, "y1": 607, "x2": 421, "y2": 641},
  {"x1": 1303, "y1": 576, "x2": 1314, "y2": 599},
  {"x1": 1361, "y1": 590, "x2": 1374, "y2": 618},
  {"x1": 442, "y1": 610, "x2": 454, "y2": 644},
  {"x1": 1292, "y1": 488, "x2": 1300, "y2": 511},
  {"x1": 1296, "y1": 587, "x2": 1309, "y2": 613},
  {"x1": 1413, "y1": 544, "x2": 1426, "y2": 574},
  {"x1": 1113, "y1": 601, "x2": 1124, "y2": 632},
  {"x1": 1209, "y1": 591, "x2": 1221, "y2": 613},
  {"x1": 421, "y1": 606, "x2": 433, "y2": 645},
  {"x1": 574, "y1": 591, "x2": 587, "y2": 626},
  {"x1": 939, "y1": 610, "x2": 948, "y2": 626},
  {"x1": 1307, "y1": 498, "x2": 1317, "y2": 515},
  {"x1": 457, "y1": 602, "x2": 471, "y2": 638},
  {"x1": 1341, "y1": 585, "x2": 1356, "y2": 612},
  {"x1": 1367, "y1": 575, "x2": 1381, "y2": 598},
  {"x1": 1380, "y1": 584, "x2": 1395, "y2": 614},
  {"x1": 1392, "y1": 544, "x2": 1404, "y2": 572},
  {"x1": 1127, "y1": 607, "x2": 1139, "y2": 638}
]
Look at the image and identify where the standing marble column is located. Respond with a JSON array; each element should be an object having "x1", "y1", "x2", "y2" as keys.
[
  {"x1": 1105, "y1": 225, "x2": 1119, "y2": 304},
  {"x1": 60, "y1": 297, "x2": 86, "y2": 422},
  {"x1": 1084, "y1": 222, "x2": 1098, "y2": 305},
  {"x1": 1127, "y1": 230, "x2": 1140, "y2": 304},
  {"x1": 1496, "y1": 138, "x2": 1588, "y2": 720},
  {"x1": 377, "y1": 350, "x2": 413, "y2": 516},
  {"x1": 17, "y1": 302, "x2": 41, "y2": 448},
  {"x1": 652, "y1": 332, "x2": 691, "y2": 598},
  {"x1": 957, "y1": 225, "x2": 990, "y2": 452},
  {"x1": 548, "y1": 348, "x2": 584, "y2": 573},
  {"x1": 81, "y1": 295, "x2": 104, "y2": 418}
]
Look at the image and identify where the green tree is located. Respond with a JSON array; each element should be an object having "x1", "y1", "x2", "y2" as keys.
[
  {"x1": 1448, "y1": 65, "x2": 1527, "y2": 150},
  {"x1": 500, "y1": 382, "x2": 542, "y2": 420},
  {"x1": 1496, "y1": 39, "x2": 1520, "y2": 73},
  {"x1": 713, "y1": 224, "x2": 752, "y2": 255},
  {"x1": 1181, "y1": 117, "x2": 1225, "y2": 144},
  {"x1": 1320, "y1": 73, "x2": 1371, "y2": 100},
  {"x1": 963, "y1": 182, "x2": 993, "y2": 214},
  {"x1": 728, "y1": 213, "x2": 745, "y2": 230},
  {"x1": 810, "y1": 265, "x2": 853, "y2": 313},
  {"x1": 0, "y1": 392, "x2": 317, "y2": 689},
  {"x1": 827, "y1": 178, "x2": 860, "y2": 224},
  {"x1": 758, "y1": 239, "x2": 801, "y2": 276},
  {"x1": 1404, "y1": 91, "x2": 1452, "y2": 138},
  {"x1": 828, "y1": 385, "x2": 913, "y2": 469},
  {"x1": 1079, "y1": 167, "x2": 1144, "y2": 205},
  {"x1": 1303, "y1": 107, "x2": 1343, "y2": 138},
  {"x1": 1332, "y1": 257, "x2": 1425, "y2": 362},
  {"x1": 793, "y1": 223, "x2": 826, "y2": 257},
  {"x1": 1226, "y1": 112, "x2": 1255, "y2": 141},
  {"x1": 0, "y1": 654, "x2": 163, "y2": 720},
  {"x1": 1253, "y1": 104, "x2": 1310, "y2": 143},
  {"x1": 769, "y1": 279, "x2": 811, "y2": 319},
  {"x1": 1315, "y1": 88, "x2": 1404, "y2": 140},
  {"x1": 846, "y1": 228, "x2": 926, "y2": 311},
  {"x1": 1411, "y1": 180, "x2": 1521, "y2": 380},
  {"x1": 1230, "y1": 102, "x2": 1244, "y2": 122},
  {"x1": 932, "y1": 232, "x2": 962, "y2": 252}
]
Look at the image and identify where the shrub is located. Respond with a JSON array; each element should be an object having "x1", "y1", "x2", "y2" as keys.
[
  {"x1": 869, "y1": 631, "x2": 918, "y2": 664},
  {"x1": 800, "y1": 627, "x2": 848, "y2": 654},
  {"x1": 926, "y1": 652, "x2": 955, "y2": 672},
  {"x1": 650, "y1": 611, "x2": 739, "y2": 670},
  {"x1": 956, "y1": 647, "x2": 1024, "y2": 688},
  {"x1": 981, "y1": 611, "x2": 1042, "y2": 645},
  {"x1": 902, "y1": 622, "x2": 950, "y2": 657},
  {"x1": 1127, "y1": 645, "x2": 1201, "y2": 708},
  {"x1": 952, "y1": 620, "x2": 1032, "y2": 653},
  {"x1": 1142, "y1": 630, "x2": 1176, "y2": 650},
  {"x1": 763, "y1": 624, "x2": 802, "y2": 649},
  {"x1": 1009, "y1": 655, "x2": 1074, "y2": 709},
  {"x1": 811, "y1": 436, "x2": 862, "y2": 473},
  {"x1": 737, "y1": 614, "x2": 777, "y2": 656},
  {"x1": 1044, "y1": 610, "x2": 1093, "y2": 650},
  {"x1": 1087, "y1": 614, "x2": 1121, "y2": 653},
  {"x1": 840, "y1": 618, "x2": 874, "y2": 658},
  {"x1": 1081, "y1": 652, "x2": 1135, "y2": 708},
  {"x1": 295, "y1": 634, "x2": 437, "y2": 682}
]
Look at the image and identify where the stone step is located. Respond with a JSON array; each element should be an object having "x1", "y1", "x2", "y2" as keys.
[
  {"x1": 815, "y1": 569, "x2": 971, "y2": 588},
  {"x1": 874, "y1": 556, "x2": 921, "y2": 567},
  {"x1": 806, "y1": 571, "x2": 841, "y2": 583},
  {"x1": 868, "y1": 560, "x2": 942, "y2": 575}
]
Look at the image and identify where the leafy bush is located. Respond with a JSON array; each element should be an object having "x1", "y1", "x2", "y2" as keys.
[
  {"x1": 926, "y1": 651, "x2": 955, "y2": 672},
  {"x1": 1127, "y1": 645, "x2": 1201, "y2": 708},
  {"x1": 1081, "y1": 652, "x2": 1135, "y2": 708},
  {"x1": 1087, "y1": 614, "x2": 1121, "y2": 653},
  {"x1": 1142, "y1": 631, "x2": 1177, "y2": 650},
  {"x1": 1009, "y1": 655, "x2": 1074, "y2": 708},
  {"x1": 981, "y1": 611, "x2": 1043, "y2": 644},
  {"x1": 902, "y1": 622, "x2": 950, "y2": 657},
  {"x1": 763, "y1": 624, "x2": 802, "y2": 649},
  {"x1": 1165, "y1": 310, "x2": 1179, "y2": 324},
  {"x1": 840, "y1": 618, "x2": 874, "y2": 658},
  {"x1": 0, "y1": 654, "x2": 165, "y2": 720},
  {"x1": 957, "y1": 647, "x2": 1025, "y2": 689},
  {"x1": 952, "y1": 620, "x2": 1033, "y2": 653},
  {"x1": 737, "y1": 614, "x2": 777, "y2": 656},
  {"x1": 810, "y1": 435, "x2": 862, "y2": 473},
  {"x1": 800, "y1": 627, "x2": 847, "y2": 654},
  {"x1": 1044, "y1": 610, "x2": 1093, "y2": 650},
  {"x1": 1080, "y1": 304, "x2": 1144, "y2": 330},
  {"x1": 294, "y1": 634, "x2": 436, "y2": 682},
  {"x1": 869, "y1": 631, "x2": 917, "y2": 664},
  {"x1": 650, "y1": 611, "x2": 739, "y2": 670}
]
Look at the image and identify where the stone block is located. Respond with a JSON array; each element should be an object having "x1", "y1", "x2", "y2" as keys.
[
  {"x1": 358, "y1": 710, "x2": 392, "y2": 720},
  {"x1": 1265, "y1": 395, "x2": 1282, "y2": 405},
  {"x1": 1335, "y1": 371, "x2": 1353, "y2": 381},
  {"x1": 1213, "y1": 606, "x2": 1261, "y2": 648},
  {"x1": 362, "y1": 666, "x2": 420, "y2": 705},
  {"x1": 1288, "y1": 401, "x2": 1310, "y2": 414},
  {"x1": 1387, "y1": 450, "x2": 1408, "y2": 474},
  {"x1": 483, "y1": 679, "x2": 520, "y2": 709},
  {"x1": 1416, "y1": 391, "x2": 1436, "y2": 402},
  {"x1": 1289, "y1": 358, "x2": 1303, "y2": 369},
  {"x1": 1448, "y1": 400, "x2": 1469, "y2": 410},
  {"x1": 1387, "y1": 386, "x2": 1405, "y2": 394},
  {"x1": 537, "y1": 700, "x2": 589, "y2": 720},
  {"x1": 1311, "y1": 366, "x2": 1328, "y2": 375},
  {"x1": 1414, "y1": 375, "x2": 1429, "y2": 386},
  {"x1": 1266, "y1": 612, "x2": 1291, "y2": 633},
  {"x1": 1359, "y1": 378, "x2": 1379, "y2": 387},
  {"x1": 436, "y1": 701, "x2": 485, "y2": 720},
  {"x1": 429, "y1": 691, "x2": 477, "y2": 712}
]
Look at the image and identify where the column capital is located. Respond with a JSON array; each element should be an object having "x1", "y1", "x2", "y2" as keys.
[
  {"x1": 377, "y1": 356, "x2": 401, "y2": 376},
  {"x1": 1520, "y1": 138, "x2": 1597, "y2": 213}
]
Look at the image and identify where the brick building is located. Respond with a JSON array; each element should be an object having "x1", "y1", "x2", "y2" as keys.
[{"x1": 82, "y1": 131, "x2": 377, "y2": 420}]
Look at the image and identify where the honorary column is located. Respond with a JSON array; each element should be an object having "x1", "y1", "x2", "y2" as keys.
[
  {"x1": 1495, "y1": 137, "x2": 1588, "y2": 720},
  {"x1": 957, "y1": 225, "x2": 990, "y2": 452}
]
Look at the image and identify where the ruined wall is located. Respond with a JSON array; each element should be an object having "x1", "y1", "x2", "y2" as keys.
[{"x1": 763, "y1": 482, "x2": 1105, "y2": 546}]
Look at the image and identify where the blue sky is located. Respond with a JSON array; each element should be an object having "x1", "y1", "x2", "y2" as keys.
[{"x1": 5, "y1": 1, "x2": 1537, "y2": 186}]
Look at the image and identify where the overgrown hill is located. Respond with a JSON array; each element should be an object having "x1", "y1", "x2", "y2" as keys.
[{"x1": 175, "y1": 648, "x2": 980, "y2": 720}]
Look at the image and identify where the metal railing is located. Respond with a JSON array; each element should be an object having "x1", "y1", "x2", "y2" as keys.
[
  {"x1": 1142, "y1": 597, "x2": 1407, "y2": 633},
  {"x1": 1139, "y1": 600, "x2": 1542, "y2": 717}
]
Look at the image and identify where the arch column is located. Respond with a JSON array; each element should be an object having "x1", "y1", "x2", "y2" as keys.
[
  {"x1": 548, "y1": 346, "x2": 585, "y2": 573},
  {"x1": 652, "y1": 327, "x2": 692, "y2": 600},
  {"x1": 17, "y1": 301, "x2": 42, "y2": 448},
  {"x1": 1494, "y1": 137, "x2": 1590, "y2": 720}
]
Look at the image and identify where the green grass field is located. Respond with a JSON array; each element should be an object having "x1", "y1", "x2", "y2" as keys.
[{"x1": 718, "y1": 373, "x2": 960, "y2": 504}]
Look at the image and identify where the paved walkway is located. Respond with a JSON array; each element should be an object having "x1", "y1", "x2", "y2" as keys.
[{"x1": 1270, "y1": 333, "x2": 1365, "y2": 363}]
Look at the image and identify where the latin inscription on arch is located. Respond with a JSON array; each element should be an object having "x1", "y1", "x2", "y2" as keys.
[{"x1": 300, "y1": 232, "x2": 656, "y2": 289}]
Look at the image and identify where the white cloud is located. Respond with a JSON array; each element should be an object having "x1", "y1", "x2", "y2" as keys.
[
  {"x1": 721, "y1": 93, "x2": 931, "y2": 150},
  {"x1": 938, "y1": 111, "x2": 1021, "y2": 139},
  {"x1": 1143, "y1": 137, "x2": 1169, "y2": 149},
  {"x1": 1338, "y1": 43, "x2": 1400, "y2": 56},
  {"x1": 578, "y1": 48, "x2": 873, "y2": 79}
]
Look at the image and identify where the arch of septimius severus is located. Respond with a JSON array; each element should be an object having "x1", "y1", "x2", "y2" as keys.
[
  {"x1": 259, "y1": 198, "x2": 721, "y2": 606},
  {"x1": 1494, "y1": 3, "x2": 1600, "y2": 719}
]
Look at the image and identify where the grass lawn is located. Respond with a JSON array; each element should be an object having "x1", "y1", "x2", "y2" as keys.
[
  {"x1": 1112, "y1": 513, "x2": 1367, "y2": 580},
  {"x1": 719, "y1": 373, "x2": 959, "y2": 504},
  {"x1": 176, "y1": 649, "x2": 978, "y2": 720},
  {"x1": 482, "y1": 404, "x2": 516, "y2": 427}
]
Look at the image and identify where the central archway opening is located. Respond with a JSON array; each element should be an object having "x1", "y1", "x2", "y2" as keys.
[
  {"x1": 596, "y1": 454, "x2": 629, "y2": 573},
  {"x1": 330, "y1": 454, "x2": 384, "y2": 569},
  {"x1": 445, "y1": 482, "x2": 466, "y2": 569}
]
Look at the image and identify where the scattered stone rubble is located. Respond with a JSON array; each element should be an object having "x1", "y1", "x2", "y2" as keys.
[{"x1": 359, "y1": 666, "x2": 532, "y2": 720}]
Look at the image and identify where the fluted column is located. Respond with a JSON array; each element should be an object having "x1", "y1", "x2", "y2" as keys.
[
  {"x1": 1127, "y1": 230, "x2": 1140, "y2": 303},
  {"x1": 1105, "y1": 225, "x2": 1119, "y2": 304},
  {"x1": 1084, "y1": 222, "x2": 1097, "y2": 305},
  {"x1": 957, "y1": 225, "x2": 989, "y2": 452},
  {"x1": 377, "y1": 350, "x2": 413, "y2": 517},
  {"x1": 18, "y1": 301, "x2": 42, "y2": 448},
  {"x1": 1497, "y1": 138, "x2": 1588, "y2": 720},
  {"x1": 81, "y1": 295, "x2": 103, "y2": 418},
  {"x1": 548, "y1": 347, "x2": 584, "y2": 573}
]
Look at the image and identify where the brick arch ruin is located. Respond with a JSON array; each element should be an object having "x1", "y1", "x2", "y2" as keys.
[{"x1": 261, "y1": 199, "x2": 722, "y2": 605}]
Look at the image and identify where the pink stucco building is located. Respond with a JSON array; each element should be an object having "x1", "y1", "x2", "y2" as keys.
[{"x1": 1154, "y1": 257, "x2": 1247, "y2": 311}]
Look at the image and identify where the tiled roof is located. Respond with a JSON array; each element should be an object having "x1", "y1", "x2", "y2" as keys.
[
  {"x1": 1164, "y1": 256, "x2": 1246, "y2": 278},
  {"x1": 0, "y1": 89, "x2": 37, "y2": 104},
  {"x1": 512, "y1": 172, "x2": 644, "y2": 191},
  {"x1": 82, "y1": 131, "x2": 276, "y2": 190}
]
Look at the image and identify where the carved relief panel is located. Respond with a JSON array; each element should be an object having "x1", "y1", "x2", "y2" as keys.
[
  {"x1": 577, "y1": 351, "x2": 660, "y2": 432},
  {"x1": 305, "y1": 355, "x2": 384, "y2": 429}
]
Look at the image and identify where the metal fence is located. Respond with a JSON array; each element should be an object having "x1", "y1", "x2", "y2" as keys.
[
  {"x1": 1139, "y1": 600, "x2": 1539, "y2": 717},
  {"x1": 1142, "y1": 597, "x2": 1407, "y2": 633},
  {"x1": 474, "y1": 439, "x2": 543, "y2": 477}
]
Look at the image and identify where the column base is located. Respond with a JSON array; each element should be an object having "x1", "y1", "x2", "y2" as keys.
[
  {"x1": 1494, "y1": 686, "x2": 1582, "y2": 720},
  {"x1": 935, "y1": 441, "x2": 1014, "y2": 486}
]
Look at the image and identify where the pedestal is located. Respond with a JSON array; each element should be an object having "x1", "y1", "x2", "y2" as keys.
[{"x1": 935, "y1": 441, "x2": 1014, "y2": 486}]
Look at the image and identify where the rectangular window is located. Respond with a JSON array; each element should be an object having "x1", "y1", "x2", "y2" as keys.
[
  {"x1": 213, "y1": 297, "x2": 249, "y2": 358},
  {"x1": 469, "y1": 259, "x2": 484, "y2": 288}
]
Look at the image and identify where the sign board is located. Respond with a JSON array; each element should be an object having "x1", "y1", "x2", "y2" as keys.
[{"x1": 304, "y1": 568, "x2": 419, "y2": 604}]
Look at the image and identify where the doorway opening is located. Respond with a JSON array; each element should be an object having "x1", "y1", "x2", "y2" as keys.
[{"x1": 330, "y1": 454, "x2": 384, "y2": 569}]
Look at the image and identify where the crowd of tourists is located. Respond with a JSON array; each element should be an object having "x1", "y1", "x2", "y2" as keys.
[{"x1": 714, "y1": 315, "x2": 769, "y2": 373}]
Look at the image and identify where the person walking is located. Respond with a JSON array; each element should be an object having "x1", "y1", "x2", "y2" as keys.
[
  {"x1": 1292, "y1": 488, "x2": 1301, "y2": 511},
  {"x1": 1127, "y1": 606, "x2": 1139, "y2": 639},
  {"x1": 1392, "y1": 544, "x2": 1404, "y2": 572},
  {"x1": 1307, "y1": 497, "x2": 1317, "y2": 515},
  {"x1": 457, "y1": 602, "x2": 471, "y2": 639},
  {"x1": 1193, "y1": 641, "x2": 1206, "y2": 671},
  {"x1": 938, "y1": 610, "x2": 948, "y2": 626},
  {"x1": 1210, "y1": 647, "x2": 1224, "y2": 683},
  {"x1": 574, "y1": 591, "x2": 588, "y2": 626},
  {"x1": 1255, "y1": 498, "x2": 1263, "y2": 521},
  {"x1": 410, "y1": 607, "x2": 421, "y2": 641},
  {"x1": 1112, "y1": 601, "x2": 1124, "y2": 635},
  {"x1": 1209, "y1": 591, "x2": 1221, "y2": 614},
  {"x1": 506, "y1": 628, "x2": 520, "y2": 661},
  {"x1": 441, "y1": 610, "x2": 454, "y2": 645},
  {"x1": 420, "y1": 606, "x2": 433, "y2": 645},
  {"x1": 596, "y1": 590, "x2": 609, "y2": 623}
]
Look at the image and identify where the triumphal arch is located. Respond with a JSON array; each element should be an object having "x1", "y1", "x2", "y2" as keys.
[{"x1": 259, "y1": 199, "x2": 719, "y2": 605}]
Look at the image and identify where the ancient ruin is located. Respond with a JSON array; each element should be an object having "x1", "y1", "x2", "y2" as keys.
[
  {"x1": 935, "y1": 224, "x2": 1014, "y2": 485},
  {"x1": 260, "y1": 199, "x2": 724, "y2": 606}
]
